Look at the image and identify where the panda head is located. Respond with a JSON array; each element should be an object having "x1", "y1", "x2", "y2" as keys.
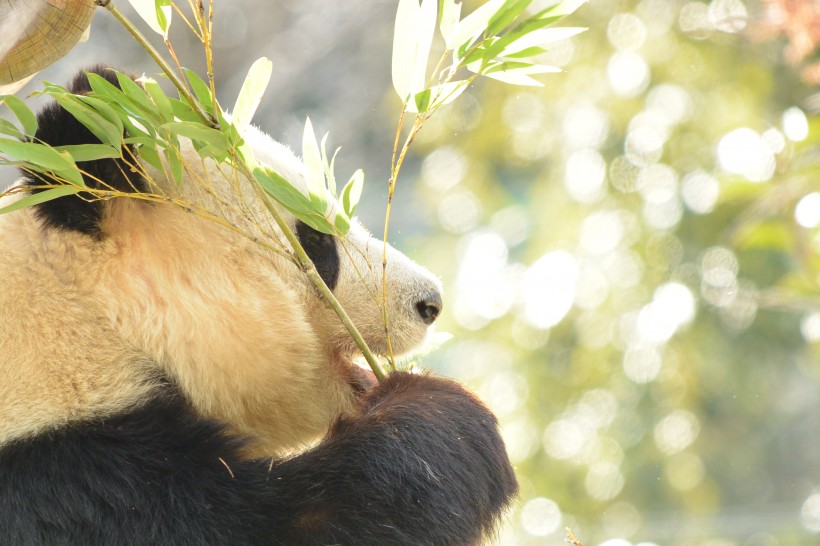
[{"x1": 17, "y1": 66, "x2": 443, "y2": 453}]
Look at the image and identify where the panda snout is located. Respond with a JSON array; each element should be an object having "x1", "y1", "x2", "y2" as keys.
[{"x1": 415, "y1": 290, "x2": 442, "y2": 325}]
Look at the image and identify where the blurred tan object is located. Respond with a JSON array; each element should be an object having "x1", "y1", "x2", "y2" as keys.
[
  {"x1": 751, "y1": 0, "x2": 820, "y2": 83},
  {"x1": 0, "y1": 0, "x2": 95, "y2": 85}
]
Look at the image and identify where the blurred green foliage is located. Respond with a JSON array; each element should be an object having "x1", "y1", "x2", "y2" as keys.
[{"x1": 405, "y1": 0, "x2": 820, "y2": 544}]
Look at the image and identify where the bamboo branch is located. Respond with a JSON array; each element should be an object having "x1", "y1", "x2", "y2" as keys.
[
  {"x1": 94, "y1": 0, "x2": 216, "y2": 128},
  {"x1": 95, "y1": 0, "x2": 386, "y2": 381}
]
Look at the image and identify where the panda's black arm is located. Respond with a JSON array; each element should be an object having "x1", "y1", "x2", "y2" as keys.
[{"x1": 0, "y1": 373, "x2": 517, "y2": 546}]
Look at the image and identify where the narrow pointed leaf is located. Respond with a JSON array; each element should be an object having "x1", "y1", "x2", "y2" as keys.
[
  {"x1": 500, "y1": 26, "x2": 585, "y2": 56},
  {"x1": 341, "y1": 169, "x2": 364, "y2": 217},
  {"x1": 0, "y1": 186, "x2": 81, "y2": 216},
  {"x1": 127, "y1": 0, "x2": 172, "y2": 38},
  {"x1": 439, "y1": 0, "x2": 462, "y2": 45},
  {"x1": 52, "y1": 95, "x2": 122, "y2": 148},
  {"x1": 55, "y1": 144, "x2": 121, "y2": 162},
  {"x1": 409, "y1": 0, "x2": 437, "y2": 96},
  {"x1": 183, "y1": 68, "x2": 215, "y2": 114},
  {"x1": 413, "y1": 88, "x2": 432, "y2": 113},
  {"x1": 232, "y1": 58, "x2": 272, "y2": 132},
  {"x1": 447, "y1": 0, "x2": 505, "y2": 50},
  {"x1": 393, "y1": 0, "x2": 421, "y2": 100},
  {"x1": 301, "y1": 117, "x2": 325, "y2": 195},
  {"x1": 1, "y1": 95, "x2": 37, "y2": 136},
  {"x1": 487, "y1": 0, "x2": 534, "y2": 35}
]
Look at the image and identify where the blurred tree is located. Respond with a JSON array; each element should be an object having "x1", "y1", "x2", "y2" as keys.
[
  {"x1": 405, "y1": 0, "x2": 820, "y2": 544},
  {"x1": 3, "y1": 1, "x2": 820, "y2": 544}
]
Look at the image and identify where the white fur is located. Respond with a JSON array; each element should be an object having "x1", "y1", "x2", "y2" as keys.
[{"x1": 0, "y1": 125, "x2": 442, "y2": 456}]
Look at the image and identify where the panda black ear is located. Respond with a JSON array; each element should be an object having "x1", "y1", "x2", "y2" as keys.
[{"x1": 23, "y1": 65, "x2": 147, "y2": 238}]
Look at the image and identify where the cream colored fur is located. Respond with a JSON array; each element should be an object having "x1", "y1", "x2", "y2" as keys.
[{"x1": 0, "y1": 125, "x2": 441, "y2": 456}]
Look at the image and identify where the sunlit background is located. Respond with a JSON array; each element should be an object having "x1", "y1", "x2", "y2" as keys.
[{"x1": 4, "y1": 0, "x2": 820, "y2": 544}]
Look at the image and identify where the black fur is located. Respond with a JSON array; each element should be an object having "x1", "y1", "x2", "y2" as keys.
[
  {"x1": 297, "y1": 220, "x2": 341, "y2": 290},
  {"x1": 0, "y1": 373, "x2": 517, "y2": 545},
  {"x1": 23, "y1": 66, "x2": 146, "y2": 237}
]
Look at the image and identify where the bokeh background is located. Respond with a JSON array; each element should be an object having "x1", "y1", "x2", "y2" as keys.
[{"x1": 4, "y1": 0, "x2": 820, "y2": 544}]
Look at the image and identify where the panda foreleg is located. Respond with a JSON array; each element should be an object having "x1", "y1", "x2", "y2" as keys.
[
  {"x1": 268, "y1": 372, "x2": 518, "y2": 545},
  {"x1": 0, "y1": 373, "x2": 517, "y2": 545}
]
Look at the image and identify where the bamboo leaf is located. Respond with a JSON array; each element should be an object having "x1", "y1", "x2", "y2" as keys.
[
  {"x1": 0, "y1": 118, "x2": 22, "y2": 138},
  {"x1": 116, "y1": 73, "x2": 156, "y2": 115},
  {"x1": 127, "y1": 0, "x2": 172, "y2": 38},
  {"x1": 487, "y1": 0, "x2": 533, "y2": 35},
  {"x1": 182, "y1": 68, "x2": 214, "y2": 114},
  {"x1": 52, "y1": 94, "x2": 122, "y2": 148},
  {"x1": 254, "y1": 165, "x2": 335, "y2": 234},
  {"x1": 410, "y1": 0, "x2": 438, "y2": 96},
  {"x1": 0, "y1": 186, "x2": 81, "y2": 216},
  {"x1": 499, "y1": 26, "x2": 585, "y2": 56},
  {"x1": 341, "y1": 168, "x2": 364, "y2": 218},
  {"x1": 302, "y1": 117, "x2": 325, "y2": 196},
  {"x1": 393, "y1": 0, "x2": 422, "y2": 100},
  {"x1": 439, "y1": 0, "x2": 462, "y2": 45},
  {"x1": 232, "y1": 57, "x2": 272, "y2": 133},
  {"x1": 1, "y1": 95, "x2": 37, "y2": 136},
  {"x1": 0, "y1": 139, "x2": 77, "y2": 173},
  {"x1": 164, "y1": 147, "x2": 183, "y2": 185},
  {"x1": 55, "y1": 144, "x2": 121, "y2": 162},
  {"x1": 320, "y1": 134, "x2": 338, "y2": 195},
  {"x1": 161, "y1": 121, "x2": 229, "y2": 150},
  {"x1": 414, "y1": 88, "x2": 432, "y2": 113},
  {"x1": 481, "y1": 63, "x2": 561, "y2": 85},
  {"x1": 447, "y1": 0, "x2": 505, "y2": 51},
  {"x1": 142, "y1": 78, "x2": 173, "y2": 123},
  {"x1": 137, "y1": 144, "x2": 163, "y2": 171}
]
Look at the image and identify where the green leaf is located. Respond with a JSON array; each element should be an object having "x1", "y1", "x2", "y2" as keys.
[
  {"x1": 50, "y1": 94, "x2": 122, "y2": 148},
  {"x1": 447, "y1": 0, "x2": 505, "y2": 51},
  {"x1": 341, "y1": 168, "x2": 364, "y2": 218},
  {"x1": 0, "y1": 138, "x2": 76, "y2": 172},
  {"x1": 302, "y1": 117, "x2": 325, "y2": 196},
  {"x1": 143, "y1": 78, "x2": 173, "y2": 122},
  {"x1": 0, "y1": 186, "x2": 81, "y2": 216},
  {"x1": 320, "y1": 133, "x2": 338, "y2": 194},
  {"x1": 127, "y1": 0, "x2": 172, "y2": 37},
  {"x1": 55, "y1": 144, "x2": 121, "y2": 162},
  {"x1": 161, "y1": 121, "x2": 228, "y2": 150},
  {"x1": 408, "y1": 80, "x2": 469, "y2": 112},
  {"x1": 413, "y1": 88, "x2": 432, "y2": 113},
  {"x1": 393, "y1": 0, "x2": 421, "y2": 100},
  {"x1": 487, "y1": 0, "x2": 533, "y2": 35},
  {"x1": 232, "y1": 58, "x2": 272, "y2": 132},
  {"x1": 164, "y1": 147, "x2": 183, "y2": 185},
  {"x1": 86, "y1": 71, "x2": 123, "y2": 99},
  {"x1": 0, "y1": 118, "x2": 23, "y2": 138},
  {"x1": 137, "y1": 144, "x2": 163, "y2": 171},
  {"x1": 182, "y1": 68, "x2": 214, "y2": 114},
  {"x1": 76, "y1": 95, "x2": 125, "y2": 144},
  {"x1": 169, "y1": 98, "x2": 201, "y2": 123},
  {"x1": 503, "y1": 45, "x2": 546, "y2": 59},
  {"x1": 1, "y1": 95, "x2": 37, "y2": 136},
  {"x1": 498, "y1": 26, "x2": 585, "y2": 56},
  {"x1": 115, "y1": 73, "x2": 156, "y2": 115},
  {"x1": 392, "y1": 0, "x2": 437, "y2": 99},
  {"x1": 439, "y1": 0, "x2": 462, "y2": 43},
  {"x1": 538, "y1": 0, "x2": 587, "y2": 18},
  {"x1": 254, "y1": 165, "x2": 335, "y2": 234}
]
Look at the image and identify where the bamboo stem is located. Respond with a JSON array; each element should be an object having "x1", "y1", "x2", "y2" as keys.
[
  {"x1": 95, "y1": 0, "x2": 216, "y2": 128},
  {"x1": 95, "y1": 0, "x2": 386, "y2": 381}
]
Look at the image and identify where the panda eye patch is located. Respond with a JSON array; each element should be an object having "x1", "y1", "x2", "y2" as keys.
[{"x1": 295, "y1": 221, "x2": 340, "y2": 291}]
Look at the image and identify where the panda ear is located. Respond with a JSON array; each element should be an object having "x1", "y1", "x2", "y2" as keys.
[{"x1": 24, "y1": 65, "x2": 147, "y2": 238}]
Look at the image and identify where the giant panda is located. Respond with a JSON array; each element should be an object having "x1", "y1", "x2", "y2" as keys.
[{"x1": 0, "y1": 66, "x2": 517, "y2": 545}]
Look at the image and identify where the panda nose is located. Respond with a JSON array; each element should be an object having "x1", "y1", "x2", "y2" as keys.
[{"x1": 415, "y1": 291, "x2": 442, "y2": 325}]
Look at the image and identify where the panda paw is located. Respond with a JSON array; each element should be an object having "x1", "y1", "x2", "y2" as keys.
[{"x1": 326, "y1": 371, "x2": 519, "y2": 545}]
